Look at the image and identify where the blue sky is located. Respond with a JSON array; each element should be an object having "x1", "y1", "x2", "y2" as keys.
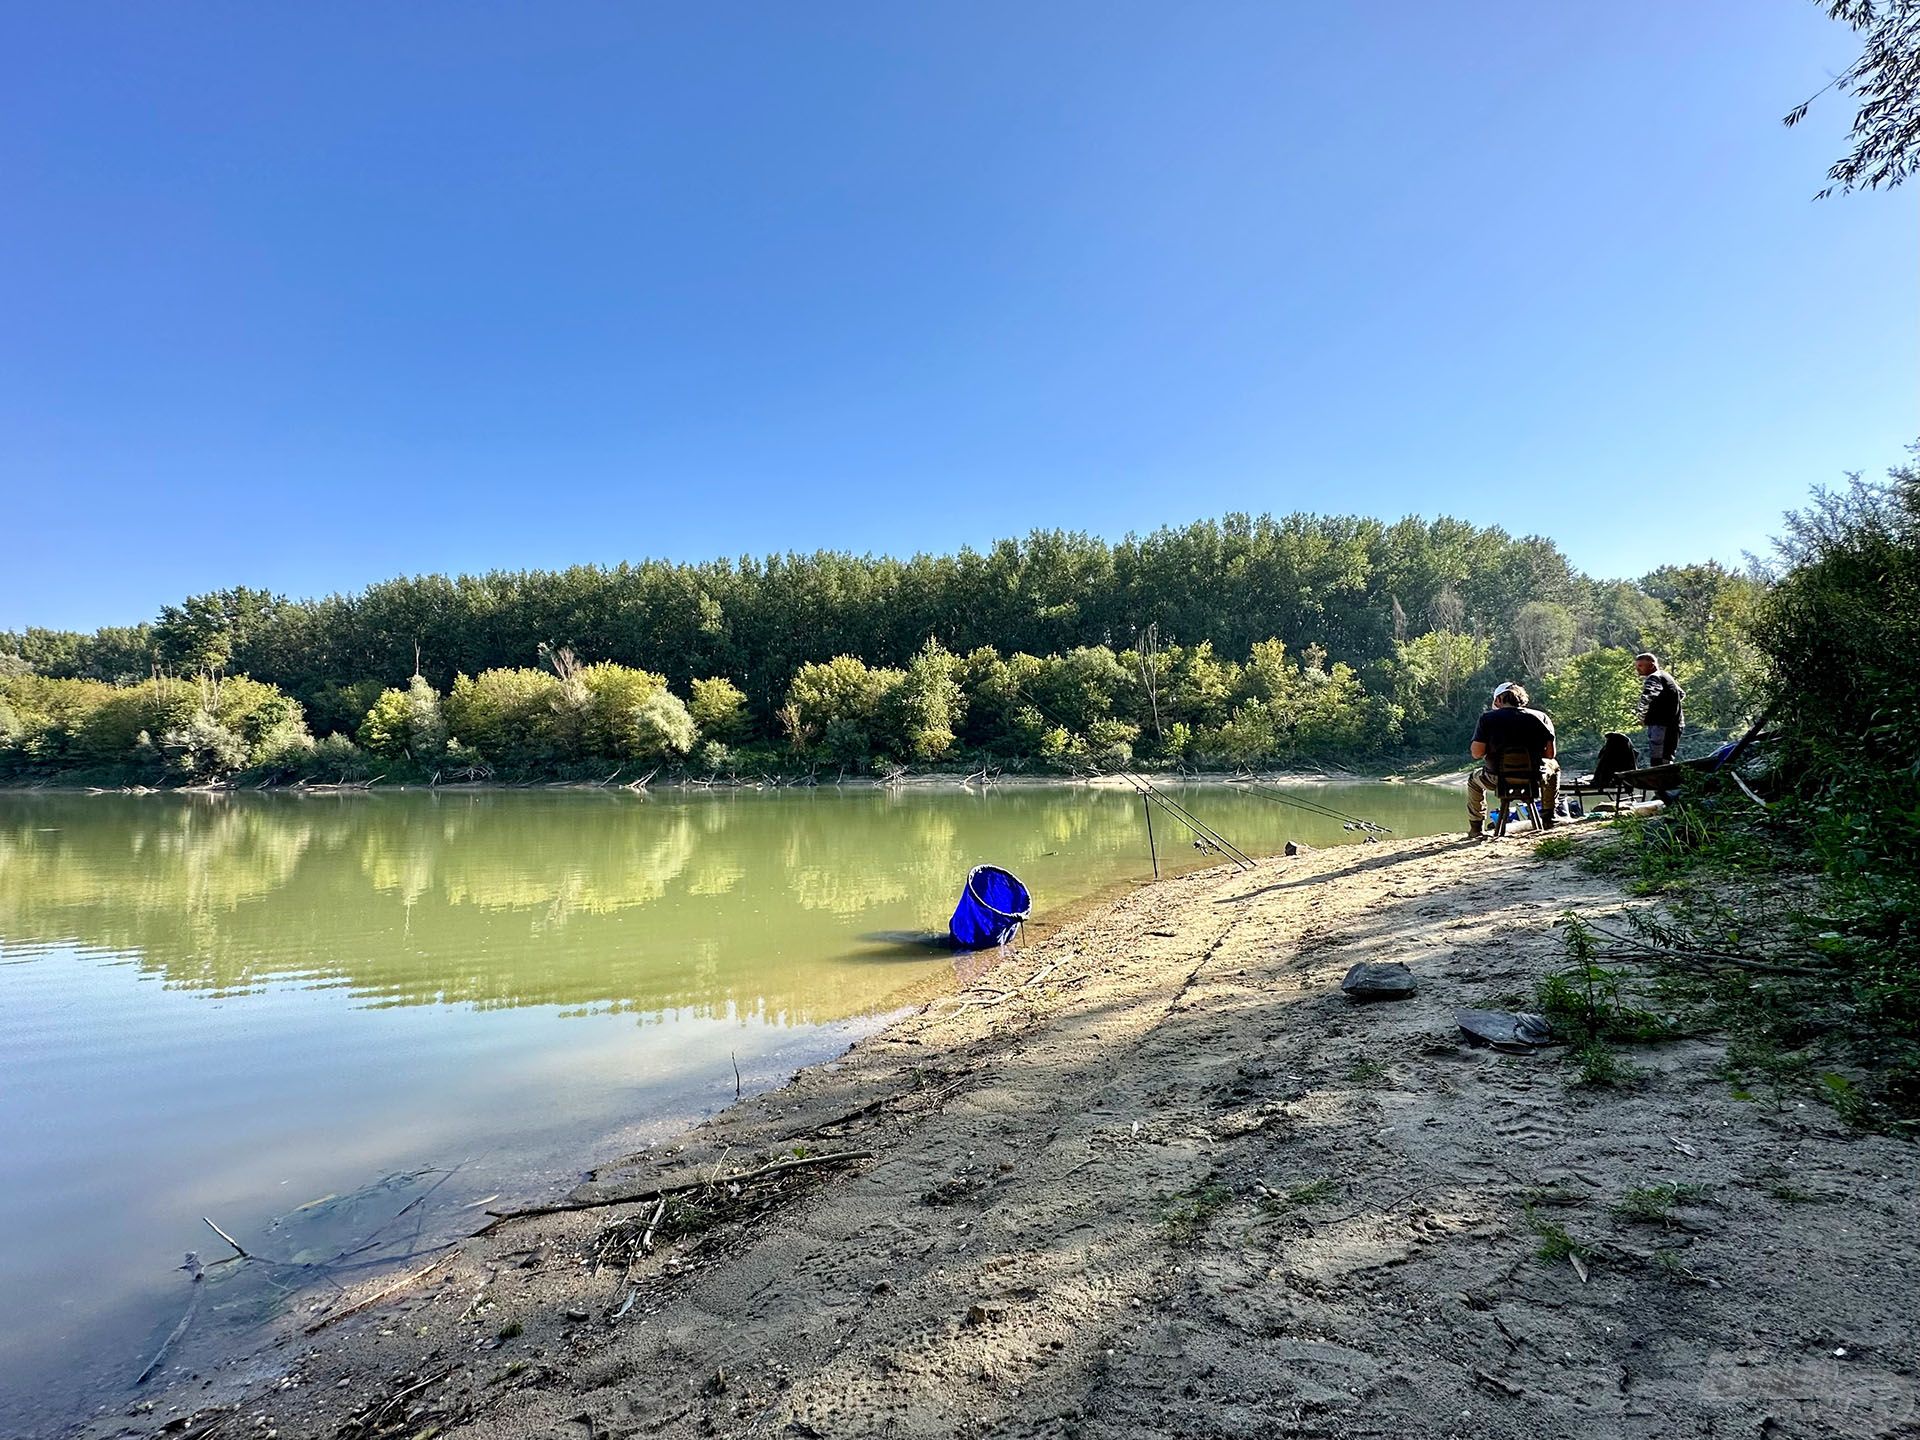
[{"x1": 2, "y1": 2, "x2": 1913, "y2": 632}]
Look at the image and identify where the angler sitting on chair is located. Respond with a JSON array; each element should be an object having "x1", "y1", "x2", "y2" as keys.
[{"x1": 1467, "y1": 682, "x2": 1560, "y2": 840}]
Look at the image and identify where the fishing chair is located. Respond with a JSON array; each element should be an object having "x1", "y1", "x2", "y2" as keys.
[{"x1": 1488, "y1": 747, "x2": 1547, "y2": 838}]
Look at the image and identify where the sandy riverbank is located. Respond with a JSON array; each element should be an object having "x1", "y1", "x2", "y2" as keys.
[{"x1": 97, "y1": 830, "x2": 1917, "y2": 1440}]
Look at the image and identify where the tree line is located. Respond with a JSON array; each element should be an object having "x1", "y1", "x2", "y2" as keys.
[{"x1": 0, "y1": 511, "x2": 1765, "y2": 783}]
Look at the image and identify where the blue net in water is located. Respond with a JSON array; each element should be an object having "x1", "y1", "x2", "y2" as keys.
[{"x1": 948, "y1": 865, "x2": 1032, "y2": 950}]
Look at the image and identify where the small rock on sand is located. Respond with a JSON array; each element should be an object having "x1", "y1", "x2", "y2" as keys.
[{"x1": 1341, "y1": 961, "x2": 1417, "y2": 1001}]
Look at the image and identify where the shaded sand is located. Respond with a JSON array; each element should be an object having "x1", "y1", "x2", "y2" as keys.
[{"x1": 105, "y1": 832, "x2": 1917, "y2": 1440}]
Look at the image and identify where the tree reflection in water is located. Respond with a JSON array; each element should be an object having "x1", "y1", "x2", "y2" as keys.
[{"x1": 0, "y1": 784, "x2": 1460, "y2": 1022}]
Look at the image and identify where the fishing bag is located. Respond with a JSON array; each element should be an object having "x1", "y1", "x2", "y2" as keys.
[{"x1": 1594, "y1": 731, "x2": 1638, "y2": 785}]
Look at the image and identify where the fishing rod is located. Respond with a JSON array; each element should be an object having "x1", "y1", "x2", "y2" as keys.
[
  {"x1": 1231, "y1": 772, "x2": 1379, "y2": 825},
  {"x1": 1003, "y1": 679, "x2": 1256, "y2": 869},
  {"x1": 1114, "y1": 769, "x2": 1256, "y2": 869},
  {"x1": 1132, "y1": 775, "x2": 1256, "y2": 866},
  {"x1": 990, "y1": 655, "x2": 1389, "y2": 842},
  {"x1": 1084, "y1": 752, "x2": 1244, "y2": 861},
  {"x1": 1237, "y1": 780, "x2": 1393, "y2": 834}
]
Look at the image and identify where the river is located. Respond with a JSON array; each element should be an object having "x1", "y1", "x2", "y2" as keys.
[{"x1": 0, "y1": 780, "x2": 1460, "y2": 1434}]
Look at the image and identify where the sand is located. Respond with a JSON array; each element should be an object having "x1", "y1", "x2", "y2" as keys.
[{"x1": 98, "y1": 830, "x2": 1918, "y2": 1440}]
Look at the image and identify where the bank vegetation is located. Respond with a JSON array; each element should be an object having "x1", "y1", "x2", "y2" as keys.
[{"x1": 2, "y1": 510, "x2": 1765, "y2": 786}]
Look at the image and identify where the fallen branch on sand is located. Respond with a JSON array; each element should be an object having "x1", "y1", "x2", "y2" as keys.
[
  {"x1": 640, "y1": 1195, "x2": 668, "y2": 1254},
  {"x1": 474, "y1": 1150, "x2": 874, "y2": 1235},
  {"x1": 304, "y1": 1246, "x2": 459, "y2": 1334},
  {"x1": 805, "y1": 1076, "x2": 967, "y2": 1135},
  {"x1": 336, "y1": 1364, "x2": 461, "y2": 1440},
  {"x1": 1577, "y1": 916, "x2": 1824, "y2": 976},
  {"x1": 1472, "y1": 1367, "x2": 1525, "y2": 1397}
]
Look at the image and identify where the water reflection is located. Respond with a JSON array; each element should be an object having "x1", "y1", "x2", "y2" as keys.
[{"x1": 0, "y1": 784, "x2": 1459, "y2": 1021}]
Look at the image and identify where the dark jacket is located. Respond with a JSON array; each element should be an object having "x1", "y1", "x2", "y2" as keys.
[
  {"x1": 1473, "y1": 704, "x2": 1556, "y2": 762},
  {"x1": 1640, "y1": 670, "x2": 1684, "y2": 728}
]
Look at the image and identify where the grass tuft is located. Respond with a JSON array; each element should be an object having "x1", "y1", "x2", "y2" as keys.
[
  {"x1": 1256, "y1": 1176, "x2": 1337, "y2": 1218},
  {"x1": 1571, "y1": 1040, "x2": 1645, "y2": 1089},
  {"x1": 1345, "y1": 1058, "x2": 1389, "y2": 1087},
  {"x1": 1165, "y1": 1180, "x2": 1234, "y2": 1247},
  {"x1": 1611, "y1": 1182, "x2": 1711, "y2": 1225},
  {"x1": 1523, "y1": 1203, "x2": 1593, "y2": 1265}
]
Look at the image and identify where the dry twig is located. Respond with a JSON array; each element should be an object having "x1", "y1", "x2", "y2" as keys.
[
  {"x1": 476, "y1": 1150, "x2": 872, "y2": 1234},
  {"x1": 305, "y1": 1246, "x2": 458, "y2": 1334}
]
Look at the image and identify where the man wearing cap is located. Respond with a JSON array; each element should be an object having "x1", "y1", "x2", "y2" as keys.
[
  {"x1": 1634, "y1": 653, "x2": 1685, "y2": 767},
  {"x1": 1466, "y1": 681, "x2": 1559, "y2": 840}
]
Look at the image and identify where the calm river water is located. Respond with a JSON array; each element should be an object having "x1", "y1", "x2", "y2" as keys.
[{"x1": 0, "y1": 781, "x2": 1458, "y2": 1433}]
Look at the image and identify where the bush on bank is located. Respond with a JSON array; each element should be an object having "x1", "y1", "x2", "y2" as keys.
[
  {"x1": 0, "y1": 616, "x2": 1760, "y2": 786},
  {"x1": 0, "y1": 673, "x2": 312, "y2": 783},
  {"x1": 1588, "y1": 457, "x2": 1920, "y2": 1126}
]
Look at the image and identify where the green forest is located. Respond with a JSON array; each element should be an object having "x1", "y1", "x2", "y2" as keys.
[{"x1": 1, "y1": 510, "x2": 1766, "y2": 784}]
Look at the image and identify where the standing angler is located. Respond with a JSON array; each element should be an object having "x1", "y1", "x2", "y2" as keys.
[{"x1": 1634, "y1": 652, "x2": 1685, "y2": 766}]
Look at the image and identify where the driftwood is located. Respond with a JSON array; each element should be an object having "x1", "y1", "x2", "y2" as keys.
[
  {"x1": 135, "y1": 1255, "x2": 204, "y2": 1385},
  {"x1": 474, "y1": 1150, "x2": 874, "y2": 1235},
  {"x1": 809, "y1": 1077, "x2": 971, "y2": 1136},
  {"x1": 303, "y1": 1246, "x2": 458, "y2": 1334},
  {"x1": 807, "y1": 1093, "x2": 898, "y2": 1133},
  {"x1": 202, "y1": 1216, "x2": 252, "y2": 1260},
  {"x1": 640, "y1": 1196, "x2": 668, "y2": 1254}
]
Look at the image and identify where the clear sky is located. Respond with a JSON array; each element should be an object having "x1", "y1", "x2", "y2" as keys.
[{"x1": 2, "y1": 2, "x2": 1913, "y2": 632}]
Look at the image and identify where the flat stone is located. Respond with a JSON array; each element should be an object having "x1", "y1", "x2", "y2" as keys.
[
  {"x1": 1455, "y1": 1007, "x2": 1553, "y2": 1052},
  {"x1": 1341, "y1": 961, "x2": 1417, "y2": 1002}
]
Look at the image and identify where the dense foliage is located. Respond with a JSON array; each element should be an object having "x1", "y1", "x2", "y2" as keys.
[
  {"x1": 0, "y1": 673, "x2": 312, "y2": 782},
  {"x1": 1757, "y1": 465, "x2": 1920, "y2": 1071},
  {"x1": 1588, "y1": 455, "x2": 1920, "y2": 1123},
  {"x1": 1, "y1": 511, "x2": 1764, "y2": 782}
]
